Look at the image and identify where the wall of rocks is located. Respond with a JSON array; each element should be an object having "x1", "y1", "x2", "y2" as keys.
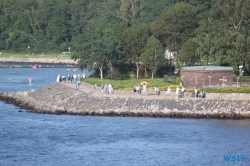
[
  {"x1": 0, "y1": 57, "x2": 77, "y2": 64},
  {"x1": 1, "y1": 83, "x2": 250, "y2": 119}
]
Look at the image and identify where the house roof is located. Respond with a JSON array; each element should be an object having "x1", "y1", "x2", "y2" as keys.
[{"x1": 181, "y1": 66, "x2": 233, "y2": 71}]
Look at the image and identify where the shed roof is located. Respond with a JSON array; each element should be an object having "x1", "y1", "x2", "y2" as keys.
[{"x1": 181, "y1": 66, "x2": 233, "y2": 71}]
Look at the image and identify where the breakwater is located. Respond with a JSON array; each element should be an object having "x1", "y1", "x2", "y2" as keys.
[
  {"x1": 1, "y1": 83, "x2": 250, "y2": 119},
  {"x1": 0, "y1": 57, "x2": 77, "y2": 65},
  {"x1": 0, "y1": 62, "x2": 77, "y2": 68}
]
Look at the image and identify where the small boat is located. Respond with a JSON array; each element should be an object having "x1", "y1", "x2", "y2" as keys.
[
  {"x1": 67, "y1": 69, "x2": 70, "y2": 71},
  {"x1": 73, "y1": 68, "x2": 77, "y2": 72}
]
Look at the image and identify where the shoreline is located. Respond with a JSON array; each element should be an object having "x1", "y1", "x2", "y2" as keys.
[
  {"x1": 1, "y1": 82, "x2": 250, "y2": 120},
  {"x1": 0, "y1": 57, "x2": 77, "y2": 65}
]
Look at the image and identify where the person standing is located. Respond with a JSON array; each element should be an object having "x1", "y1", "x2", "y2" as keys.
[
  {"x1": 77, "y1": 73, "x2": 81, "y2": 81},
  {"x1": 176, "y1": 87, "x2": 180, "y2": 96},
  {"x1": 67, "y1": 75, "x2": 70, "y2": 83},
  {"x1": 104, "y1": 84, "x2": 107, "y2": 94},
  {"x1": 82, "y1": 73, "x2": 86, "y2": 82},
  {"x1": 136, "y1": 85, "x2": 140, "y2": 95},
  {"x1": 142, "y1": 84, "x2": 147, "y2": 95},
  {"x1": 194, "y1": 87, "x2": 198, "y2": 98},
  {"x1": 181, "y1": 86, "x2": 185, "y2": 97},
  {"x1": 108, "y1": 84, "x2": 112, "y2": 94},
  {"x1": 56, "y1": 74, "x2": 60, "y2": 82},
  {"x1": 73, "y1": 74, "x2": 77, "y2": 82},
  {"x1": 155, "y1": 86, "x2": 160, "y2": 96},
  {"x1": 167, "y1": 87, "x2": 171, "y2": 96},
  {"x1": 100, "y1": 84, "x2": 104, "y2": 93},
  {"x1": 76, "y1": 80, "x2": 81, "y2": 89}
]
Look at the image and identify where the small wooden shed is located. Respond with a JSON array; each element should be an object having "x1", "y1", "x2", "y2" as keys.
[{"x1": 181, "y1": 66, "x2": 234, "y2": 88}]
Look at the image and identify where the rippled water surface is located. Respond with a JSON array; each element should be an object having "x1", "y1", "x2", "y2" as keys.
[{"x1": 1, "y1": 67, "x2": 250, "y2": 166}]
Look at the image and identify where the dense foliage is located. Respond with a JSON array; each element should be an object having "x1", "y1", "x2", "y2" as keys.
[{"x1": 1, "y1": 0, "x2": 250, "y2": 78}]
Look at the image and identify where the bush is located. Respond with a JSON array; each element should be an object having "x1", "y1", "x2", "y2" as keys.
[{"x1": 200, "y1": 86, "x2": 250, "y2": 93}]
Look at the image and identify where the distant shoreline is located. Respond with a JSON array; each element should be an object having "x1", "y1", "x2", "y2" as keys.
[{"x1": 0, "y1": 57, "x2": 77, "y2": 65}]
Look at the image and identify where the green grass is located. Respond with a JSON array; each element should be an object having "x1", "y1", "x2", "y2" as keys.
[
  {"x1": 84, "y1": 77, "x2": 250, "y2": 93},
  {"x1": 0, "y1": 52, "x2": 71, "y2": 60},
  {"x1": 84, "y1": 77, "x2": 184, "y2": 90}
]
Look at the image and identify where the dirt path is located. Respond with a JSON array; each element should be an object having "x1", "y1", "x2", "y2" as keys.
[{"x1": 60, "y1": 82, "x2": 195, "y2": 100}]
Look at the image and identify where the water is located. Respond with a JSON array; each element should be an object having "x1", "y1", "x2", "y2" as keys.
[{"x1": 1, "y1": 67, "x2": 250, "y2": 166}]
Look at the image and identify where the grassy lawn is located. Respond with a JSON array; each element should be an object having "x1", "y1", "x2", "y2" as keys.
[
  {"x1": 84, "y1": 77, "x2": 250, "y2": 92},
  {"x1": 84, "y1": 77, "x2": 183, "y2": 91},
  {"x1": 0, "y1": 52, "x2": 71, "y2": 60}
]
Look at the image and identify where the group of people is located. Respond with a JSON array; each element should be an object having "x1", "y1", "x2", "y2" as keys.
[
  {"x1": 194, "y1": 87, "x2": 206, "y2": 98},
  {"x1": 174, "y1": 86, "x2": 185, "y2": 97},
  {"x1": 100, "y1": 84, "x2": 113, "y2": 94},
  {"x1": 56, "y1": 73, "x2": 86, "y2": 83},
  {"x1": 56, "y1": 73, "x2": 86, "y2": 90},
  {"x1": 133, "y1": 84, "x2": 147, "y2": 95},
  {"x1": 132, "y1": 85, "x2": 185, "y2": 97}
]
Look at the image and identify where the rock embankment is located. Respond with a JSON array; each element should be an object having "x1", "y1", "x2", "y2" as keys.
[
  {"x1": 0, "y1": 57, "x2": 77, "y2": 64},
  {"x1": 1, "y1": 83, "x2": 250, "y2": 119}
]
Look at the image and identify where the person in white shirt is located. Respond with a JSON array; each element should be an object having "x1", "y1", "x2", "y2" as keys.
[
  {"x1": 181, "y1": 86, "x2": 185, "y2": 97},
  {"x1": 194, "y1": 87, "x2": 198, "y2": 98},
  {"x1": 176, "y1": 87, "x2": 180, "y2": 96},
  {"x1": 166, "y1": 87, "x2": 171, "y2": 96}
]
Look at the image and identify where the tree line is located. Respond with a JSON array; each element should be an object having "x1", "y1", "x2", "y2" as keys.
[{"x1": 1, "y1": 0, "x2": 250, "y2": 79}]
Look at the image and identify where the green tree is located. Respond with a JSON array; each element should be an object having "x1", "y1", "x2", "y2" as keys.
[
  {"x1": 73, "y1": 28, "x2": 123, "y2": 79},
  {"x1": 151, "y1": 2, "x2": 198, "y2": 67},
  {"x1": 178, "y1": 39, "x2": 199, "y2": 66},
  {"x1": 196, "y1": 0, "x2": 250, "y2": 74},
  {"x1": 123, "y1": 23, "x2": 150, "y2": 79},
  {"x1": 140, "y1": 36, "x2": 165, "y2": 78}
]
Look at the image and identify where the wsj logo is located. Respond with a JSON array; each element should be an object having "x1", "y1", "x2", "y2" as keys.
[{"x1": 224, "y1": 155, "x2": 245, "y2": 162}]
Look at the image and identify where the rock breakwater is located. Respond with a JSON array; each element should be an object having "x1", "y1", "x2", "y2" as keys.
[
  {"x1": 1, "y1": 83, "x2": 250, "y2": 119},
  {"x1": 0, "y1": 57, "x2": 77, "y2": 64}
]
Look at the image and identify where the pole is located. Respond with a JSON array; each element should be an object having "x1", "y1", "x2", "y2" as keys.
[
  {"x1": 208, "y1": 76, "x2": 212, "y2": 87},
  {"x1": 154, "y1": 49, "x2": 156, "y2": 78}
]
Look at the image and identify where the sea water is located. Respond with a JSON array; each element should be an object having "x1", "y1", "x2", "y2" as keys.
[{"x1": 0, "y1": 67, "x2": 250, "y2": 166}]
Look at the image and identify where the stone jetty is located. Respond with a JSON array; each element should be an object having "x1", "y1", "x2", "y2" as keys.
[
  {"x1": 1, "y1": 83, "x2": 250, "y2": 119},
  {"x1": 0, "y1": 57, "x2": 77, "y2": 64}
]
